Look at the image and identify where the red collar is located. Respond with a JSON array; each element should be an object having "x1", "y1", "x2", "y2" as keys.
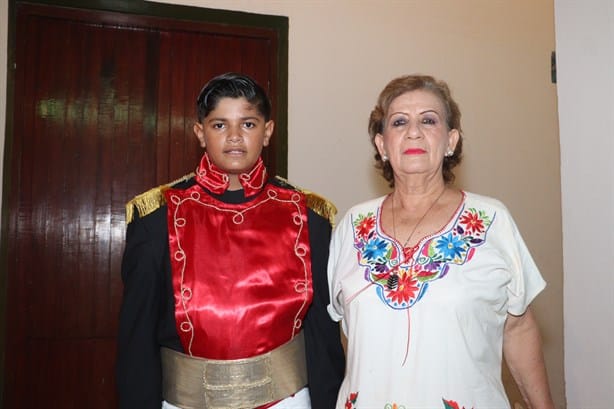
[{"x1": 194, "y1": 152, "x2": 268, "y2": 196}]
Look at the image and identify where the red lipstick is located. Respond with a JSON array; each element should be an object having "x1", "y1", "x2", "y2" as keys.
[{"x1": 403, "y1": 148, "x2": 426, "y2": 155}]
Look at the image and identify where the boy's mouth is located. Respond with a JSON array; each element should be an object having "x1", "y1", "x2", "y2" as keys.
[{"x1": 225, "y1": 148, "x2": 246, "y2": 154}]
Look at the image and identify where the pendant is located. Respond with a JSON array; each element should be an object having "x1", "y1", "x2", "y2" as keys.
[{"x1": 387, "y1": 274, "x2": 399, "y2": 290}]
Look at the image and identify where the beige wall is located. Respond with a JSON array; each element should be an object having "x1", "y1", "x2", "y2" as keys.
[
  {"x1": 0, "y1": 0, "x2": 566, "y2": 406},
  {"x1": 153, "y1": 1, "x2": 563, "y2": 406}
]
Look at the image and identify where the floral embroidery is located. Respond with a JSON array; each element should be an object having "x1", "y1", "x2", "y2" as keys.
[
  {"x1": 459, "y1": 210, "x2": 485, "y2": 234},
  {"x1": 435, "y1": 232, "x2": 466, "y2": 259},
  {"x1": 342, "y1": 393, "x2": 469, "y2": 408},
  {"x1": 387, "y1": 274, "x2": 419, "y2": 305},
  {"x1": 363, "y1": 237, "x2": 389, "y2": 261},
  {"x1": 384, "y1": 403, "x2": 407, "y2": 409},
  {"x1": 442, "y1": 397, "x2": 474, "y2": 409},
  {"x1": 344, "y1": 391, "x2": 359, "y2": 409},
  {"x1": 355, "y1": 213, "x2": 376, "y2": 239},
  {"x1": 352, "y1": 204, "x2": 494, "y2": 309}
]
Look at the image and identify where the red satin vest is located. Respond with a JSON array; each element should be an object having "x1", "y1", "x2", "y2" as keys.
[{"x1": 164, "y1": 182, "x2": 313, "y2": 359}]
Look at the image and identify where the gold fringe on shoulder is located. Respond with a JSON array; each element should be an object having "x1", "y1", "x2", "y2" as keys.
[
  {"x1": 303, "y1": 190, "x2": 338, "y2": 227},
  {"x1": 125, "y1": 172, "x2": 195, "y2": 224},
  {"x1": 274, "y1": 176, "x2": 337, "y2": 226}
]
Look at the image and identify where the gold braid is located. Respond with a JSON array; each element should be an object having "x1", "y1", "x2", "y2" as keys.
[
  {"x1": 125, "y1": 173, "x2": 195, "y2": 224},
  {"x1": 125, "y1": 173, "x2": 337, "y2": 227}
]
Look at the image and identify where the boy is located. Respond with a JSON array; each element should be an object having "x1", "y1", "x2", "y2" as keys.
[{"x1": 116, "y1": 73, "x2": 345, "y2": 409}]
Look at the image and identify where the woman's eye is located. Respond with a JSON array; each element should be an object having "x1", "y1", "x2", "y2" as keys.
[
  {"x1": 422, "y1": 117, "x2": 437, "y2": 125},
  {"x1": 391, "y1": 118, "x2": 407, "y2": 127}
]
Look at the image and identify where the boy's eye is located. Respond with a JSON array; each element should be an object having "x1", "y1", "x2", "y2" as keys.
[
  {"x1": 243, "y1": 122, "x2": 256, "y2": 129},
  {"x1": 212, "y1": 123, "x2": 225, "y2": 129}
]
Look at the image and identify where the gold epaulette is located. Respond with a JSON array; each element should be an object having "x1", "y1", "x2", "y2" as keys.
[
  {"x1": 125, "y1": 172, "x2": 195, "y2": 224},
  {"x1": 303, "y1": 190, "x2": 338, "y2": 227},
  {"x1": 274, "y1": 176, "x2": 338, "y2": 226}
]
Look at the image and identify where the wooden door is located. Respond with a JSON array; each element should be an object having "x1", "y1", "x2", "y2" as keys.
[{"x1": 3, "y1": 3, "x2": 284, "y2": 407}]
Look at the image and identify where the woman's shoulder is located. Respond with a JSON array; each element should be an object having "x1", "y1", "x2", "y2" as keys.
[
  {"x1": 332, "y1": 196, "x2": 386, "y2": 231},
  {"x1": 462, "y1": 190, "x2": 511, "y2": 214},
  {"x1": 342, "y1": 195, "x2": 387, "y2": 217}
]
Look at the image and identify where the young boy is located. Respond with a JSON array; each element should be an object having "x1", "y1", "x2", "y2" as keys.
[{"x1": 116, "y1": 73, "x2": 345, "y2": 409}]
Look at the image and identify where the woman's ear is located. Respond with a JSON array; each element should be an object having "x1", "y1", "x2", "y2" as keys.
[
  {"x1": 374, "y1": 133, "x2": 386, "y2": 159},
  {"x1": 447, "y1": 128, "x2": 460, "y2": 152},
  {"x1": 193, "y1": 122, "x2": 206, "y2": 148}
]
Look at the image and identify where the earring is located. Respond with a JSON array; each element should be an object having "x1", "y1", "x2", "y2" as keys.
[
  {"x1": 382, "y1": 154, "x2": 389, "y2": 162},
  {"x1": 445, "y1": 149, "x2": 454, "y2": 157}
]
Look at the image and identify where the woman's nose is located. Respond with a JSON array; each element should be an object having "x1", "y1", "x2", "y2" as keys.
[{"x1": 406, "y1": 122, "x2": 422, "y2": 139}]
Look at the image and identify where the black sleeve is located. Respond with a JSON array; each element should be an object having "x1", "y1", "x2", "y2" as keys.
[
  {"x1": 116, "y1": 208, "x2": 169, "y2": 409},
  {"x1": 303, "y1": 209, "x2": 346, "y2": 409}
]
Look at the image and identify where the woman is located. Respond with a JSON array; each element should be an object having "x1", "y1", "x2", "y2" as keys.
[
  {"x1": 117, "y1": 73, "x2": 345, "y2": 409},
  {"x1": 327, "y1": 74, "x2": 554, "y2": 409}
]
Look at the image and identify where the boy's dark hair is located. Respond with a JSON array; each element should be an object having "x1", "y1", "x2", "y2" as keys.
[{"x1": 196, "y1": 72, "x2": 272, "y2": 122}]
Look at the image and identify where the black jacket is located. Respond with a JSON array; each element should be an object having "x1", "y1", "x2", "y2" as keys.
[{"x1": 116, "y1": 177, "x2": 345, "y2": 408}]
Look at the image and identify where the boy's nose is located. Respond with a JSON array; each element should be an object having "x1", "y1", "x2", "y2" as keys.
[{"x1": 227, "y1": 125, "x2": 243, "y2": 141}]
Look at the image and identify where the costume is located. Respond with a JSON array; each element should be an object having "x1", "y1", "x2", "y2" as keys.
[
  {"x1": 117, "y1": 153, "x2": 345, "y2": 409},
  {"x1": 327, "y1": 191, "x2": 546, "y2": 409}
]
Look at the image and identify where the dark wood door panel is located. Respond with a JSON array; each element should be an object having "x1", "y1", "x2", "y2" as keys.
[
  {"x1": 156, "y1": 32, "x2": 276, "y2": 181},
  {"x1": 10, "y1": 14, "x2": 154, "y2": 339},
  {"x1": 9, "y1": 337, "x2": 116, "y2": 408},
  {"x1": 4, "y1": 3, "x2": 281, "y2": 406}
]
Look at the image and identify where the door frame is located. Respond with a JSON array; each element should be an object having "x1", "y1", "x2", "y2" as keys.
[{"x1": 0, "y1": 0, "x2": 288, "y2": 403}]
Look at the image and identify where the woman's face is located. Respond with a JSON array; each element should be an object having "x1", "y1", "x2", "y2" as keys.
[{"x1": 374, "y1": 89, "x2": 459, "y2": 183}]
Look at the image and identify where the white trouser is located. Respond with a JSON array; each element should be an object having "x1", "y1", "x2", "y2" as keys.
[{"x1": 161, "y1": 386, "x2": 311, "y2": 409}]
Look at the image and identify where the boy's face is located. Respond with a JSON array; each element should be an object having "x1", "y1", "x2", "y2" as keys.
[{"x1": 193, "y1": 97, "x2": 274, "y2": 190}]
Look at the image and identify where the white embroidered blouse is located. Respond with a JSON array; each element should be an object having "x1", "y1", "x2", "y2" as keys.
[{"x1": 327, "y1": 191, "x2": 546, "y2": 409}]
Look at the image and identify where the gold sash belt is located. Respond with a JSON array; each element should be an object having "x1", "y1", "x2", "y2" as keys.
[{"x1": 160, "y1": 331, "x2": 308, "y2": 409}]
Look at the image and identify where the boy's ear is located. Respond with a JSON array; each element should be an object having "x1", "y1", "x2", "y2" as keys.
[
  {"x1": 193, "y1": 122, "x2": 206, "y2": 148},
  {"x1": 263, "y1": 120, "x2": 274, "y2": 147}
]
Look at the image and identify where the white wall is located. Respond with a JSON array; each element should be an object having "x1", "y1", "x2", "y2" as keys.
[
  {"x1": 1, "y1": 0, "x2": 568, "y2": 406},
  {"x1": 555, "y1": 1, "x2": 614, "y2": 407}
]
